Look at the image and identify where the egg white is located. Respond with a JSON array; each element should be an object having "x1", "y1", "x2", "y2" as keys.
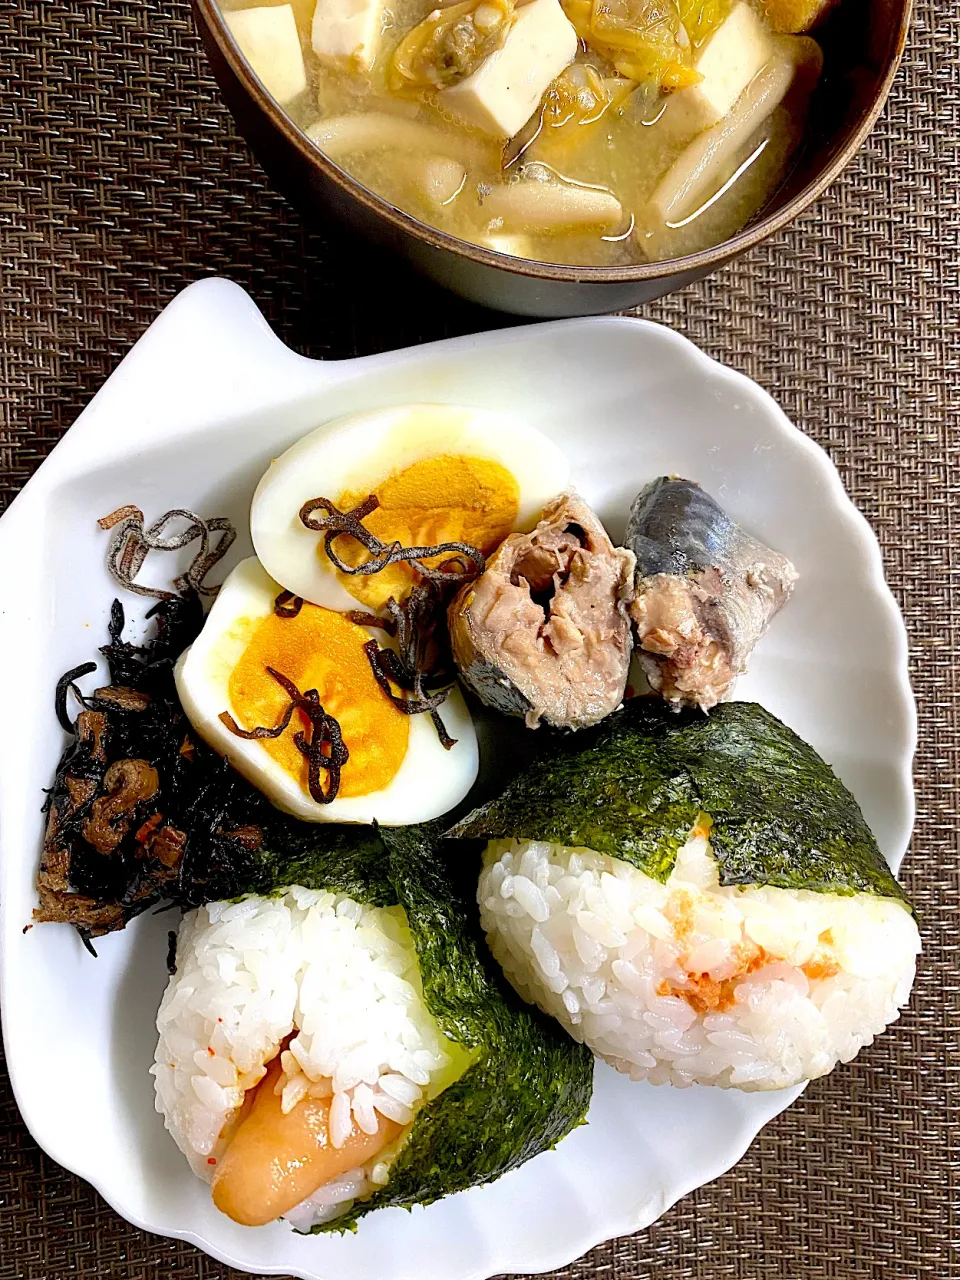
[
  {"x1": 174, "y1": 557, "x2": 479, "y2": 824},
  {"x1": 250, "y1": 403, "x2": 571, "y2": 611}
]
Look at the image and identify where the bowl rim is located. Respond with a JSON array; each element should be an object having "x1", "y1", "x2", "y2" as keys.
[{"x1": 196, "y1": 0, "x2": 912, "y2": 284}]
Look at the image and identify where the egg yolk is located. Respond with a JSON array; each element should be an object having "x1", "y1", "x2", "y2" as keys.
[
  {"x1": 334, "y1": 454, "x2": 520, "y2": 609},
  {"x1": 227, "y1": 605, "x2": 409, "y2": 799}
]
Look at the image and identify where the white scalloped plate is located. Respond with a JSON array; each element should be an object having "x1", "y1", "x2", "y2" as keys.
[{"x1": 0, "y1": 280, "x2": 915, "y2": 1280}]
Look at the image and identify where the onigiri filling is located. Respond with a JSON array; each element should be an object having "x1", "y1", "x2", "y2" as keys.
[
  {"x1": 152, "y1": 886, "x2": 470, "y2": 1228},
  {"x1": 478, "y1": 829, "x2": 919, "y2": 1090}
]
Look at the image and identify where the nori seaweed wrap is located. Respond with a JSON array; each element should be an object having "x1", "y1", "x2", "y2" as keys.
[
  {"x1": 456, "y1": 700, "x2": 919, "y2": 1090},
  {"x1": 152, "y1": 820, "x2": 593, "y2": 1230}
]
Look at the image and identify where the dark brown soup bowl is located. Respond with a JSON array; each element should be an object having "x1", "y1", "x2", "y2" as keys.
[{"x1": 194, "y1": 0, "x2": 911, "y2": 317}]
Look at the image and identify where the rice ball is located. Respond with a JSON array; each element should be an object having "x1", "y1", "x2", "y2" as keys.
[{"x1": 478, "y1": 830, "x2": 920, "y2": 1090}]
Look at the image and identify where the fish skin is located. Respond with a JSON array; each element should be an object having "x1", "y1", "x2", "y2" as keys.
[
  {"x1": 625, "y1": 477, "x2": 797, "y2": 711},
  {"x1": 628, "y1": 477, "x2": 752, "y2": 577},
  {"x1": 450, "y1": 632, "x2": 536, "y2": 723}
]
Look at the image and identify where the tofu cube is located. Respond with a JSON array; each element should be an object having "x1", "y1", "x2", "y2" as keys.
[
  {"x1": 312, "y1": 0, "x2": 385, "y2": 72},
  {"x1": 442, "y1": 0, "x2": 578, "y2": 139},
  {"x1": 669, "y1": 2, "x2": 773, "y2": 136},
  {"x1": 224, "y1": 5, "x2": 307, "y2": 106}
]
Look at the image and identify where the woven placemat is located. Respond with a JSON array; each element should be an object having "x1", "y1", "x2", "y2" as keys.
[{"x1": 2, "y1": 0, "x2": 958, "y2": 1275}]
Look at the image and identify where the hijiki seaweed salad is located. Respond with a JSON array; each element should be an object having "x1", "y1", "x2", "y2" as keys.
[{"x1": 35, "y1": 403, "x2": 919, "y2": 1232}]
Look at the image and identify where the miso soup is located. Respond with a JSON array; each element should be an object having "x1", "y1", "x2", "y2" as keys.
[{"x1": 218, "y1": 0, "x2": 828, "y2": 265}]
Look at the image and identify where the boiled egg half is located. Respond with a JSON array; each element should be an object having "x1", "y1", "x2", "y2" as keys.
[
  {"x1": 251, "y1": 404, "x2": 571, "y2": 612},
  {"x1": 175, "y1": 557, "x2": 478, "y2": 824}
]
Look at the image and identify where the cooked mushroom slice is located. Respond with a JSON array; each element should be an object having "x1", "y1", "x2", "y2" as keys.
[
  {"x1": 449, "y1": 493, "x2": 635, "y2": 730},
  {"x1": 305, "y1": 114, "x2": 486, "y2": 163},
  {"x1": 482, "y1": 173, "x2": 624, "y2": 233},
  {"x1": 625, "y1": 476, "x2": 797, "y2": 710},
  {"x1": 647, "y1": 37, "x2": 822, "y2": 227},
  {"x1": 414, "y1": 155, "x2": 468, "y2": 208}
]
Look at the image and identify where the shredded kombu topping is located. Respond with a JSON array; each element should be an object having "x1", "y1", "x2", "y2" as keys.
[
  {"x1": 299, "y1": 493, "x2": 486, "y2": 584},
  {"x1": 99, "y1": 505, "x2": 236, "y2": 600},
  {"x1": 273, "y1": 590, "x2": 304, "y2": 618},
  {"x1": 362, "y1": 581, "x2": 460, "y2": 750},
  {"x1": 36, "y1": 508, "x2": 266, "y2": 951},
  {"x1": 294, "y1": 494, "x2": 479, "y2": 749},
  {"x1": 38, "y1": 493, "x2": 480, "y2": 951},
  {"x1": 219, "y1": 668, "x2": 349, "y2": 805},
  {"x1": 294, "y1": 492, "x2": 490, "y2": 746},
  {"x1": 345, "y1": 609, "x2": 398, "y2": 635}
]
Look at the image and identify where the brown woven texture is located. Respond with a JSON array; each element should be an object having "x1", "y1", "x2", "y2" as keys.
[{"x1": 2, "y1": 0, "x2": 959, "y2": 1274}]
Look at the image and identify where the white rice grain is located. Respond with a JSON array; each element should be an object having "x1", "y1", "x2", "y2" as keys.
[
  {"x1": 152, "y1": 889, "x2": 458, "y2": 1229},
  {"x1": 479, "y1": 836, "x2": 920, "y2": 1090},
  {"x1": 371, "y1": 1092, "x2": 414, "y2": 1126},
  {"x1": 378, "y1": 1073, "x2": 422, "y2": 1107}
]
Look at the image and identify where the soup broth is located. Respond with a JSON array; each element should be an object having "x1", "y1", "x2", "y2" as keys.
[{"x1": 217, "y1": 0, "x2": 826, "y2": 265}]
